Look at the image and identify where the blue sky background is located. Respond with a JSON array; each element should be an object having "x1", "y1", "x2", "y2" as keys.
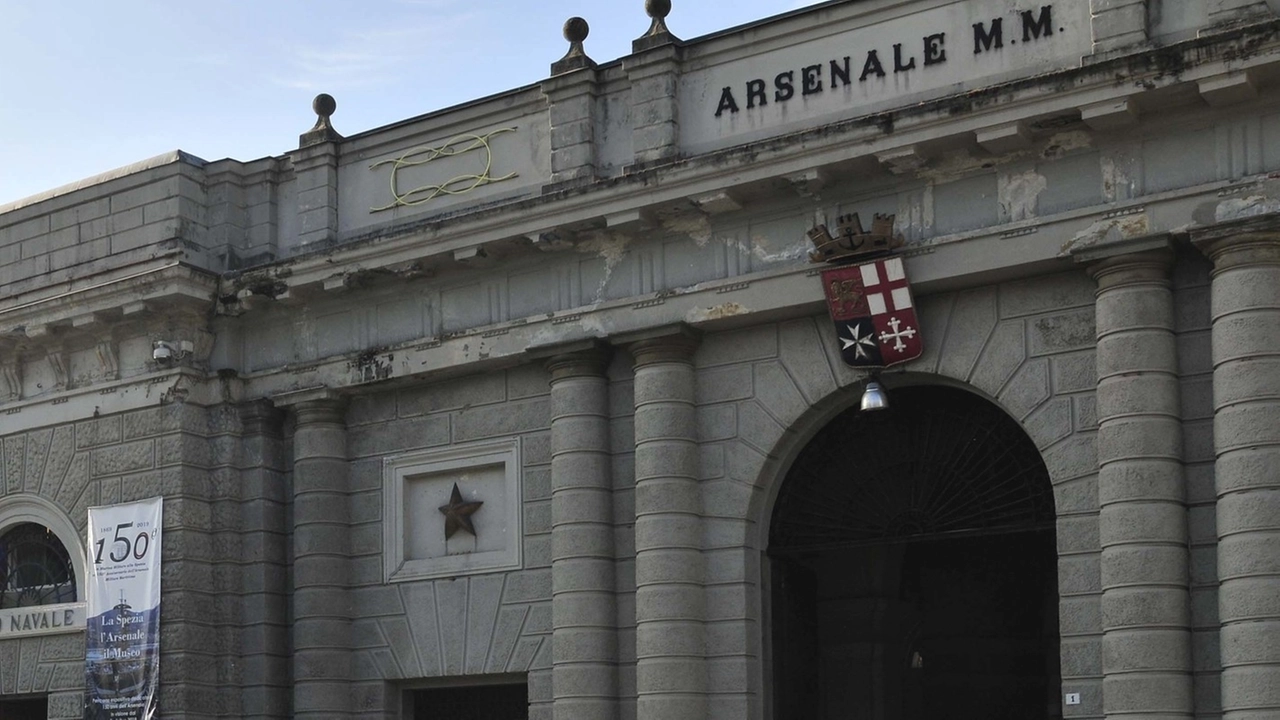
[{"x1": 0, "y1": 0, "x2": 819, "y2": 205}]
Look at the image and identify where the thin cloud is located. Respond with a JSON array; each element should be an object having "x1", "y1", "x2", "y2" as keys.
[{"x1": 270, "y1": 9, "x2": 483, "y2": 91}]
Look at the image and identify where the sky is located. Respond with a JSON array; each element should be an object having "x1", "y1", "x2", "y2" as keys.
[{"x1": 0, "y1": 0, "x2": 821, "y2": 205}]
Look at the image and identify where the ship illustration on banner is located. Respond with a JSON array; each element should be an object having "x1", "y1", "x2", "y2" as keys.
[{"x1": 808, "y1": 213, "x2": 922, "y2": 369}]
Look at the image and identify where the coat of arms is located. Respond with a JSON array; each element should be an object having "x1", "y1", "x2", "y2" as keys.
[{"x1": 810, "y1": 214, "x2": 922, "y2": 369}]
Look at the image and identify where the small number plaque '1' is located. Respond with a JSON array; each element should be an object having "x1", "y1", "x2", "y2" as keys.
[{"x1": 1065, "y1": 693, "x2": 1081, "y2": 706}]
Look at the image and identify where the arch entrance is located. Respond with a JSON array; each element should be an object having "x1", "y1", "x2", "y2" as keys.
[{"x1": 768, "y1": 385, "x2": 1062, "y2": 720}]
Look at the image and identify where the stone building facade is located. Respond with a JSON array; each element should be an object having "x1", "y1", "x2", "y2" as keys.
[{"x1": 2, "y1": 1, "x2": 1280, "y2": 718}]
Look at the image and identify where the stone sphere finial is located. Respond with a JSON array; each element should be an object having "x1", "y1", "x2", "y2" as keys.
[
  {"x1": 635, "y1": 0, "x2": 678, "y2": 52},
  {"x1": 564, "y1": 17, "x2": 589, "y2": 44},
  {"x1": 313, "y1": 93, "x2": 337, "y2": 119},
  {"x1": 552, "y1": 17, "x2": 596, "y2": 75},
  {"x1": 300, "y1": 92, "x2": 342, "y2": 147},
  {"x1": 646, "y1": 0, "x2": 671, "y2": 19}
]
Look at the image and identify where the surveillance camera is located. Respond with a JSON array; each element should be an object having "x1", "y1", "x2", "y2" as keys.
[{"x1": 152, "y1": 340, "x2": 192, "y2": 365}]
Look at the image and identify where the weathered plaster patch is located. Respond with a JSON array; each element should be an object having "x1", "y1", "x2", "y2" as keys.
[
  {"x1": 1100, "y1": 152, "x2": 1137, "y2": 202},
  {"x1": 728, "y1": 236, "x2": 809, "y2": 265},
  {"x1": 918, "y1": 149, "x2": 1006, "y2": 182},
  {"x1": 898, "y1": 186, "x2": 933, "y2": 241},
  {"x1": 349, "y1": 348, "x2": 394, "y2": 384},
  {"x1": 686, "y1": 302, "x2": 749, "y2": 323},
  {"x1": 1059, "y1": 214, "x2": 1151, "y2": 256},
  {"x1": 160, "y1": 375, "x2": 191, "y2": 405},
  {"x1": 1042, "y1": 131, "x2": 1092, "y2": 159},
  {"x1": 1000, "y1": 170, "x2": 1048, "y2": 222},
  {"x1": 296, "y1": 307, "x2": 317, "y2": 359},
  {"x1": 1216, "y1": 195, "x2": 1280, "y2": 222},
  {"x1": 574, "y1": 314, "x2": 611, "y2": 339},
  {"x1": 577, "y1": 232, "x2": 631, "y2": 302},
  {"x1": 577, "y1": 231, "x2": 630, "y2": 266},
  {"x1": 661, "y1": 213, "x2": 715, "y2": 247}
]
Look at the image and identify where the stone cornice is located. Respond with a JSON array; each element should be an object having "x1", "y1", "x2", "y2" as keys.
[
  {"x1": 216, "y1": 166, "x2": 1280, "y2": 400},
  {"x1": 0, "y1": 262, "x2": 219, "y2": 406},
  {"x1": 0, "y1": 366, "x2": 219, "y2": 433},
  {"x1": 271, "y1": 386, "x2": 347, "y2": 409},
  {"x1": 0, "y1": 261, "x2": 218, "y2": 334},
  {"x1": 219, "y1": 21, "x2": 1280, "y2": 306}
]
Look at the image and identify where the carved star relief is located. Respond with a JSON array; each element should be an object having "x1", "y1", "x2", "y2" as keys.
[{"x1": 438, "y1": 483, "x2": 484, "y2": 540}]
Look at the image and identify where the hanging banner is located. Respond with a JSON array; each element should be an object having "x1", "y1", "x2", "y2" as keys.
[{"x1": 84, "y1": 498, "x2": 162, "y2": 720}]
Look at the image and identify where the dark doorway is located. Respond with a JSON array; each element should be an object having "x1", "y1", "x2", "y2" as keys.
[
  {"x1": 770, "y1": 386, "x2": 1062, "y2": 720},
  {"x1": 0, "y1": 696, "x2": 48, "y2": 720},
  {"x1": 409, "y1": 683, "x2": 527, "y2": 720}
]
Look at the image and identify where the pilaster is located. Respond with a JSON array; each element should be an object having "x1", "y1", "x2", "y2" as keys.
[
  {"x1": 1193, "y1": 223, "x2": 1280, "y2": 720},
  {"x1": 237, "y1": 400, "x2": 290, "y2": 720},
  {"x1": 626, "y1": 326, "x2": 705, "y2": 720},
  {"x1": 293, "y1": 94, "x2": 343, "y2": 251},
  {"x1": 624, "y1": 2, "x2": 682, "y2": 167},
  {"x1": 548, "y1": 345, "x2": 618, "y2": 720},
  {"x1": 544, "y1": 18, "x2": 600, "y2": 190},
  {"x1": 1207, "y1": 0, "x2": 1274, "y2": 28},
  {"x1": 1086, "y1": 248, "x2": 1194, "y2": 720},
  {"x1": 0, "y1": 343, "x2": 20, "y2": 402},
  {"x1": 1090, "y1": 0, "x2": 1149, "y2": 56},
  {"x1": 277, "y1": 389, "x2": 352, "y2": 719}
]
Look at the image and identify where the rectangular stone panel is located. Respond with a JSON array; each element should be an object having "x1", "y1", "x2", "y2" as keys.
[
  {"x1": 384, "y1": 439, "x2": 522, "y2": 583},
  {"x1": 663, "y1": 235, "x2": 722, "y2": 290},
  {"x1": 1037, "y1": 151, "x2": 1104, "y2": 216},
  {"x1": 934, "y1": 173, "x2": 999, "y2": 235},
  {"x1": 1144, "y1": 128, "x2": 1219, "y2": 193}
]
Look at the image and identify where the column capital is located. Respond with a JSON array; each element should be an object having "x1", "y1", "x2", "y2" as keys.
[
  {"x1": 273, "y1": 387, "x2": 348, "y2": 426},
  {"x1": 1192, "y1": 216, "x2": 1280, "y2": 271},
  {"x1": 1085, "y1": 247, "x2": 1175, "y2": 291},
  {"x1": 546, "y1": 342, "x2": 613, "y2": 382},
  {"x1": 621, "y1": 324, "x2": 700, "y2": 368}
]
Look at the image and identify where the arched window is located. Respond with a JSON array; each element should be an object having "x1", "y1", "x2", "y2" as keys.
[
  {"x1": 0, "y1": 496, "x2": 83, "y2": 611},
  {"x1": 0, "y1": 522, "x2": 77, "y2": 608}
]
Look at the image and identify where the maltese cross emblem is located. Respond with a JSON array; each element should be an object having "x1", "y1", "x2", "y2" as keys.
[{"x1": 820, "y1": 257, "x2": 923, "y2": 368}]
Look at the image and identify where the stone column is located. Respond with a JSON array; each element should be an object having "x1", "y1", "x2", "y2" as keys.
[
  {"x1": 282, "y1": 391, "x2": 351, "y2": 719},
  {"x1": 628, "y1": 328, "x2": 705, "y2": 720},
  {"x1": 1088, "y1": 249, "x2": 1194, "y2": 719},
  {"x1": 1195, "y1": 228, "x2": 1280, "y2": 720},
  {"x1": 548, "y1": 346, "x2": 618, "y2": 720},
  {"x1": 238, "y1": 401, "x2": 291, "y2": 720}
]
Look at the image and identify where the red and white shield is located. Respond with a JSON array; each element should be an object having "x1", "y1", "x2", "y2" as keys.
[{"x1": 820, "y1": 256, "x2": 923, "y2": 368}]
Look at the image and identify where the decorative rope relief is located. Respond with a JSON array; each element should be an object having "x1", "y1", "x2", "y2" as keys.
[{"x1": 369, "y1": 127, "x2": 519, "y2": 212}]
